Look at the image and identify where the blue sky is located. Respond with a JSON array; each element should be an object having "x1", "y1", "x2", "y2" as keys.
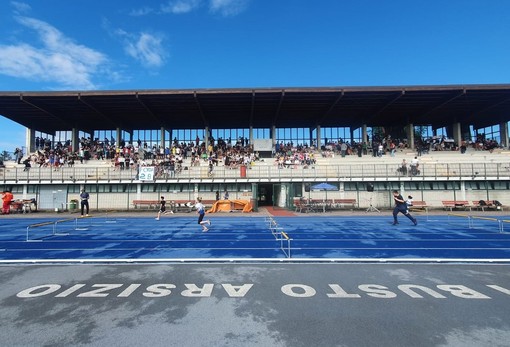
[{"x1": 1, "y1": 0, "x2": 510, "y2": 153}]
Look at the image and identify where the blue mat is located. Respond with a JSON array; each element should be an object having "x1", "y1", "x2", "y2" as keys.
[{"x1": 0, "y1": 215, "x2": 509, "y2": 260}]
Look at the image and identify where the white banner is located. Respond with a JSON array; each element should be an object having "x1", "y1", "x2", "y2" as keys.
[
  {"x1": 253, "y1": 139, "x2": 273, "y2": 151},
  {"x1": 138, "y1": 166, "x2": 155, "y2": 181}
]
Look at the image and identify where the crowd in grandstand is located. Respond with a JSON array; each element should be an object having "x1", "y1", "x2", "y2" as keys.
[
  {"x1": 5, "y1": 131, "x2": 505, "y2": 175},
  {"x1": 273, "y1": 142, "x2": 316, "y2": 169},
  {"x1": 16, "y1": 136, "x2": 263, "y2": 178}
]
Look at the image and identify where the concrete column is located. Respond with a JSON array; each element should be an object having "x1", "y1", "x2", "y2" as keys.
[
  {"x1": 350, "y1": 128, "x2": 355, "y2": 144},
  {"x1": 316, "y1": 125, "x2": 321, "y2": 149},
  {"x1": 452, "y1": 122, "x2": 462, "y2": 147},
  {"x1": 204, "y1": 126, "x2": 209, "y2": 150},
  {"x1": 25, "y1": 128, "x2": 35, "y2": 153},
  {"x1": 500, "y1": 122, "x2": 509, "y2": 148},
  {"x1": 362, "y1": 124, "x2": 368, "y2": 144},
  {"x1": 160, "y1": 127, "x2": 166, "y2": 149},
  {"x1": 71, "y1": 128, "x2": 79, "y2": 152},
  {"x1": 249, "y1": 126, "x2": 254, "y2": 146},
  {"x1": 406, "y1": 123, "x2": 414, "y2": 149},
  {"x1": 271, "y1": 126, "x2": 276, "y2": 147},
  {"x1": 115, "y1": 128, "x2": 121, "y2": 147}
]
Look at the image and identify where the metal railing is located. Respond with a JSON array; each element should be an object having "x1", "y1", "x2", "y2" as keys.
[{"x1": 1, "y1": 162, "x2": 509, "y2": 183}]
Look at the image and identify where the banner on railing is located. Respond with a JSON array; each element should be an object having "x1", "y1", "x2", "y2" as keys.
[{"x1": 138, "y1": 167, "x2": 155, "y2": 181}]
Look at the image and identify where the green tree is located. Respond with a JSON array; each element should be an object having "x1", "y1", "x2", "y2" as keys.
[{"x1": 0, "y1": 151, "x2": 12, "y2": 161}]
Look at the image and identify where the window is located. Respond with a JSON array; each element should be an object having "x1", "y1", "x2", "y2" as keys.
[
  {"x1": 27, "y1": 185, "x2": 41, "y2": 194},
  {"x1": 84, "y1": 185, "x2": 98, "y2": 193},
  {"x1": 1, "y1": 185, "x2": 23, "y2": 194},
  {"x1": 465, "y1": 181, "x2": 486, "y2": 190},
  {"x1": 404, "y1": 182, "x2": 423, "y2": 190},
  {"x1": 276, "y1": 127, "x2": 311, "y2": 147},
  {"x1": 490, "y1": 181, "x2": 509, "y2": 190},
  {"x1": 67, "y1": 185, "x2": 81, "y2": 193},
  {"x1": 141, "y1": 184, "x2": 156, "y2": 193}
]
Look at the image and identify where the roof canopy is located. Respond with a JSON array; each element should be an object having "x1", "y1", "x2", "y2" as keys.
[{"x1": 1, "y1": 85, "x2": 510, "y2": 134}]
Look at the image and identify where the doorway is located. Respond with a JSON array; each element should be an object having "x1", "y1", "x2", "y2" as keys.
[{"x1": 257, "y1": 184, "x2": 274, "y2": 206}]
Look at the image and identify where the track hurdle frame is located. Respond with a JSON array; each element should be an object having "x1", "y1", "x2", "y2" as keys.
[
  {"x1": 265, "y1": 216, "x2": 292, "y2": 258},
  {"x1": 26, "y1": 217, "x2": 78, "y2": 242},
  {"x1": 448, "y1": 213, "x2": 507, "y2": 233}
]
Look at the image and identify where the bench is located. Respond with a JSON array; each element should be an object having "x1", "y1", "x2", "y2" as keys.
[
  {"x1": 331, "y1": 199, "x2": 357, "y2": 209},
  {"x1": 472, "y1": 200, "x2": 504, "y2": 212},
  {"x1": 9, "y1": 200, "x2": 24, "y2": 213},
  {"x1": 293, "y1": 199, "x2": 306, "y2": 213},
  {"x1": 408, "y1": 200, "x2": 428, "y2": 213},
  {"x1": 293, "y1": 199, "x2": 319, "y2": 213},
  {"x1": 442, "y1": 200, "x2": 471, "y2": 211},
  {"x1": 132, "y1": 200, "x2": 160, "y2": 209},
  {"x1": 171, "y1": 200, "x2": 194, "y2": 213}
]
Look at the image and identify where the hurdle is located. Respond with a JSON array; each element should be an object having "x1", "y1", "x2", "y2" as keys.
[
  {"x1": 266, "y1": 217, "x2": 285, "y2": 238},
  {"x1": 280, "y1": 231, "x2": 292, "y2": 258},
  {"x1": 448, "y1": 213, "x2": 507, "y2": 233},
  {"x1": 26, "y1": 217, "x2": 78, "y2": 242},
  {"x1": 265, "y1": 216, "x2": 292, "y2": 258},
  {"x1": 499, "y1": 219, "x2": 510, "y2": 234},
  {"x1": 104, "y1": 210, "x2": 117, "y2": 223},
  {"x1": 471, "y1": 215, "x2": 504, "y2": 233},
  {"x1": 447, "y1": 213, "x2": 472, "y2": 228}
]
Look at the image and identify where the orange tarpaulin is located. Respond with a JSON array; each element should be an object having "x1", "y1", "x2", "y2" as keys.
[{"x1": 208, "y1": 199, "x2": 253, "y2": 213}]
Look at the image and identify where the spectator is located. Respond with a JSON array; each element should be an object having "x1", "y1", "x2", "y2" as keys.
[
  {"x1": 2, "y1": 190, "x2": 14, "y2": 215},
  {"x1": 14, "y1": 147, "x2": 23, "y2": 164},
  {"x1": 80, "y1": 189, "x2": 90, "y2": 217}
]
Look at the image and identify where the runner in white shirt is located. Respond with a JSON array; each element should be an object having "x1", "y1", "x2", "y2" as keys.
[{"x1": 195, "y1": 197, "x2": 211, "y2": 232}]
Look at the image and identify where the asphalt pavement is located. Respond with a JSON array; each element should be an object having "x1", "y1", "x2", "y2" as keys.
[{"x1": 2, "y1": 263, "x2": 510, "y2": 347}]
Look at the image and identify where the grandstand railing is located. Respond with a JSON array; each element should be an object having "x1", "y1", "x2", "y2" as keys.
[{"x1": 1, "y1": 162, "x2": 510, "y2": 183}]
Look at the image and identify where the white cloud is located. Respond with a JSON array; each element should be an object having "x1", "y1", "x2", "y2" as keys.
[
  {"x1": 129, "y1": 6, "x2": 155, "y2": 17},
  {"x1": 0, "y1": 16, "x2": 111, "y2": 90},
  {"x1": 155, "y1": 0, "x2": 248, "y2": 16},
  {"x1": 161, "y1": 0, "x2": 202, "y2": 14},
  {"x1": 115, "y1": 30, "x2": 166, "y2": 68},
  {"x1": 10, "y1": 1, "x2": 31, "y2": 14},
  {"x1": 209, "y1": 0, "x2": 248, "y2": 16}
]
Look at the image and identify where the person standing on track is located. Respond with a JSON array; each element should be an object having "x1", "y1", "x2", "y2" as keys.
[
  {"x1": 405, "y1": 195, "x2": 413, "y2": 213},
  {"x1": 1, "y1": 190, "x2": 14, "y2": 215},
  {"x1": 195, "y1": 197, "x2": 210, "y2": 232},
  {"x1": 155, "y1": 196, "x2": 173, "y2": 220},
  {"x1": 392, "y1": 190, "x2": 417, "y2": 226},
  {"x1": 80, "y1": 189, "x2": 90, "y2": 217}
]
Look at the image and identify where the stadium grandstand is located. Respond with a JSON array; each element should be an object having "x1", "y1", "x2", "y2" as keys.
[{"x1": 1, "y1": 84, "x2": 510, "y2": 213}]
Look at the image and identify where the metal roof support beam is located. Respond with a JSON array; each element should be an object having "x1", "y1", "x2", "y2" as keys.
[
  {"x1": 135, "y1": 93, "x2": 164, "y2": 126},
  {"x1": 20, "y1": 94, "x2": 71, "y2": 129},
  {"x1": 421, "y1": 89, "x2": 466, "y2": 118},
  {"x1": 194, "y1": 91, "x2": 208, "y2": 127},
  {"x1": 368, "y1": 90, "x2": 405, "y2": 122},
  {"x1": 249, "y1": 90, "x2": 256, "y2": 126},
  {"x1": 272, "y1": 90, "x2": 285, "y2": 126},
  {"x1": 316, "y1": 90, "x2": 344, "y2": 126},
  {"x1": 472, "y1": 94, "x2": 510, "y2": 116},
  {"x1": 77, "y1": 94, "x2": 117, "y2": 128}
]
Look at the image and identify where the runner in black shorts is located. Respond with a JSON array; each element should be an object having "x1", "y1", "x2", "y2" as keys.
[{"x1": 155, "y1": 196, "x2": 173, "y2": 220}]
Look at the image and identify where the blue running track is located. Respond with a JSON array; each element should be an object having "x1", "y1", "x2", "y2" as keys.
[{"x1": 0, "y1": 215, "x2": 509, "y2": 261}]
